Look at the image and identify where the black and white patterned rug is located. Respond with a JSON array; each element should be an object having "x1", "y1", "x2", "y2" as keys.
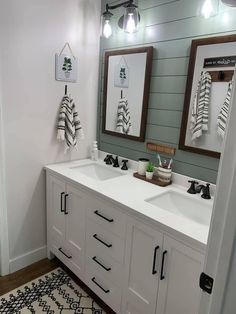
[{"x1": 0, "y1": 268, "x2": 106, "y2": 313}]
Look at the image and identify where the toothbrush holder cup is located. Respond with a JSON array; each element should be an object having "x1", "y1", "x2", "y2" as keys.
[{"x1": 157, "y1": 166, "x2": 172, "y2": 183}]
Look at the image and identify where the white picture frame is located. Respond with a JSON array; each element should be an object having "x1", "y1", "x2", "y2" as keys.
[{"x1": 55, "y1": 53, "x2": 78, "y2": 82}]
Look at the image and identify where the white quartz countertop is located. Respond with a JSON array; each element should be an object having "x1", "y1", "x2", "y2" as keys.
[{"x1": 45, "y1": 158, "x2": 213, "y2": 248}]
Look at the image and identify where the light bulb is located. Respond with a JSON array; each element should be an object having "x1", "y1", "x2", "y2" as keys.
[
  {"x1": 201, "y1": 0, "x2": 214, "y2": 18},
  {"x1": 103, "y1": 20, "x2": 112, "y2": 38},
  {"x1": 126, "y1": 13, "x2": 136, "y2": 33}
]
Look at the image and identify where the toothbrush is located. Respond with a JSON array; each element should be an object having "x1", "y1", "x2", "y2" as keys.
[
  {"x1": 168, "y1": 159, "x2": 173, "y2": 169},
  {"x1": 157, "y1": 154, "x2": 162, "y2": 167}
]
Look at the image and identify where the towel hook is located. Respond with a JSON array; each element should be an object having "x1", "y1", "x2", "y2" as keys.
[
  {"x1": 121, "y1": 89, "x2": 123, "y2": 98},
  {"x1": 218, "y1": 71, "x2": 225, "y2": 81},
  {"x1": 65, "y1": 85, "x2": 68, "y2": 95}
]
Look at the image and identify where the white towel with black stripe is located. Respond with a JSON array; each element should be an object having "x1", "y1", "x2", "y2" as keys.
[
  {"x1": 57, "y1": 95, "x2": 84, "y2": 151},
  {"x1": 190, "y1": 71, "x2": 212, "y2": 140},
  {"x1": 217, "y1": 80, "x2": 233, "y2": 138},
  {"x1": 116, "y1": 97, "x2": 132, "y2": 134}
]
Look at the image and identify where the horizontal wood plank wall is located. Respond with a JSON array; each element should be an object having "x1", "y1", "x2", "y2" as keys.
[{"x1": 98, "y1": 0, "x2": 236, "y2": 183}]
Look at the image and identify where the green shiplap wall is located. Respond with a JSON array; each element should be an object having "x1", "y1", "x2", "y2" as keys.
[{"x1": 98, "y1": 0, "x2": 236, "y2": 183}]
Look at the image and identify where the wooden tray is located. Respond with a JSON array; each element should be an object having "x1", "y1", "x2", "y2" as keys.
[{"x1": 133, "y1": 172, "x2": 172, "y2": 187}]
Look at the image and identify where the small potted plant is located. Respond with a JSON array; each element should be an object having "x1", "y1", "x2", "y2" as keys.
[{"x1": 146, "y1": 162, "x2": 154, "y2": 180}]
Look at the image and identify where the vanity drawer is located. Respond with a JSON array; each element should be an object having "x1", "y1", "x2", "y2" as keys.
[
  {"x1": 86, "y1": 244, "x2": 124, "y2": 288},
  {"x1": 85, "y1": 265, "x2": 122, "y2": 314},
  {"x1": 86, "y1": 197, "x2": 126, "y2": 238},
  {"x1": 86, "y1": 219, "x2": 125, "y2": 264}
]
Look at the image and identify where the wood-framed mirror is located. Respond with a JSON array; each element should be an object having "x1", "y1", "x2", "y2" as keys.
[
  {"x1": 102, "y1": 46, "x2": 153, "y2": 142},
  {"x1": 179, "y1": 34, "x2": 236, "y2": 158}
]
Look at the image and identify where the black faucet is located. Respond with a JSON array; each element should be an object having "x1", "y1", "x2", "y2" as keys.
[
  {"x1": 104, "y1": 155, "x2": 119, "y2": 167},
  {"x1": 196, "y1": 183, "x2": 211, "y2": 199}
]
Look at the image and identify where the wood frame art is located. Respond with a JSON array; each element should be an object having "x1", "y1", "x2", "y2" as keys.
[
  {"x1": 102, "y1": 47, "x2": 153, "y2": 142},
  {"x1": 179, "y1": 34, "x2": 236, "y2": 158}
]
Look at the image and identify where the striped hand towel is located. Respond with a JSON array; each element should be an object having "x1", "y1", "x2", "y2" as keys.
[
  {"x1": 57, "y1": 95, "x2": 84, "y2": 151},
  {"x1": 217, "y1": 81, "x2": 233, "y2": 138},
  {"x1": 116, "y1": 97, "x2": 132, "y2": 135},
  {"x1": 190, "y1": 71, "x2": 212, "y2": 140}
]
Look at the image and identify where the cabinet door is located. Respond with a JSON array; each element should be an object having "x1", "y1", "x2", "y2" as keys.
[
  {"x1": 64, "y1": 184, "x2": 86, "y2": 276},
  {"x1": 122, "y1": 217, "x2": 163, "y2": 314},
  {"x1": 47, "y1": 175, "x2": 66, "y2": 245},
  {"x1": 156, "y1": 235, "x2": 204, "y2": 314}
]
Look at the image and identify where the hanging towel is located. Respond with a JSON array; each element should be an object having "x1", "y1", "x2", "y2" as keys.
[
  {"x1": 190, "y1": 71, "x2": 212, "y2": 141},
  {"x1": 116, "y1": 97, "x2": 132, "y2": 134},
  {"x1": 57, "y1": 95, "x2": 84, "y2": 151},
  {"x1": 217, "y1": 80, "x2": 233, "y2": 138}
]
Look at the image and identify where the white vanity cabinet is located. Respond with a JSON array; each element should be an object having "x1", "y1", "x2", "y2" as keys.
[
  {"x1": 156, "y1": 235, "x2": 204, "y2": 314},
  {"x1": 122, "y1": 217, "x2": 163, "y2": 314},
  {"x1": 46, "y1": 171, "x2": 205, "y2": 314},
  {"x1": 46, "y1": 175, "x2": 86, "y2": 279},
  {"x1": 122, "y1": 216, "x2": 204, "y2": 314}
]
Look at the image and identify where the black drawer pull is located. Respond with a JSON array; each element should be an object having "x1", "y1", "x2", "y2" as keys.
[
  {"x1": 152, "y1": 245, "x2": 160, "y2": 275},
  {"x1": 60, "y1": 192, "x2": 65, "y2": 213},
  {"x1": 58, "y1": 247, "x2": 72, "y2": 259},
  {"x1": 64, "y1": 194, "x2": 69, "y2": 215},
  {"x1": 94, "y1": 210, "x2": 114, "y2": 223},
  {"x1": 160, "y1": 250, "x2": 168, "y2": 280},
  {"x1": 93, "y1": 234, "x2": 112, "y2": 248},
  {"x1": 92, "y1": 256, "x2": 111, "y2": 272},
  {"x1": 91, "y1": 277, "x2": 110, "y2": 293}
]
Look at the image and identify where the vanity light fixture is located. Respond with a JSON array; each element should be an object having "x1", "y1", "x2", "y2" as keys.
[{"x1": 102, "y1": 0, "x2": 140, "y2": 38}]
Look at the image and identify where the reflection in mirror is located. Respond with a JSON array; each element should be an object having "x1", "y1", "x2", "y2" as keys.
[
  {"x1": 179, "y1": 35, "x2": 236, "y2": 158},
  {"x1": 102, "y1": 47, "x2": 153, "y2": 142}
]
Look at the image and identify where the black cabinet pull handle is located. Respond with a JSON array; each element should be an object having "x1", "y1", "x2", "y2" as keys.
[
  {"x1": 92, "y1": 256, "x2": 111, "y2": 272},
  {"x1": 152, "y1": 245, "x2": 160, "y2": 275},
  {"x1": 58, "y1": 247, "x2": 72, "y2": 259},
  {"x1": 60, "y1": 192, "x2": 65, "y2": 213},
  {"x1": 160, "y1": 250, "x2": 168, "y2": 280},
  {"x1": 64, "y1": 194, "x2": 69, "y2": 215},
  {"x1": 94, "y1": 210, "x2": 114, "y2": 223},
  {"x1": 91, "y1": 277, "x2": 110, "y2": 293},
  {"x1": 93, "y1": 234, "x2": 112, "y2": 248}
]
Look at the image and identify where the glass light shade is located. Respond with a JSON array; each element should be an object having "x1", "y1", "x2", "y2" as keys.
[
  {"x1": 123, "y1": 5, "x2": 139, "y2": 34},
  {"x1": 103, "y1": 20, "x2": 112, "y2": 38},
  {"x1": 102, "y1": 10, "x2": 113, "y2": 38},
  {"x1": 200, "y1": 0, "x2": 219, "y2": 18}
]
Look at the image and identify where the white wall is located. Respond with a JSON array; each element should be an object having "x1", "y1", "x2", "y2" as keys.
[{"x1": 0, "y1": 0, "x2": 101, "y2": 272}]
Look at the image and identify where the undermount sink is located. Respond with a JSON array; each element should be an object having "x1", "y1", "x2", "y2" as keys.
[
  {"x1": 70, "y1": 163, "x2": 125, "y2": 181},
  {"x1": 145, "y1": 190, "x2": 212, "y2": 226}
]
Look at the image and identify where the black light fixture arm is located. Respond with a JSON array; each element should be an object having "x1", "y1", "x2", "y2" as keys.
[{"x1": 106, "y1": 0, "x2": 136, "y2": 11}]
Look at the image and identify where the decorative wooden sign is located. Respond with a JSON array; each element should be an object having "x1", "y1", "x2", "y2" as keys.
[
  {"x1": 204, "y1": 56, "x2": 236, "y2": 68},
  {"x1": 146, "y1": 142, "x2": 176, "y2": 156}
]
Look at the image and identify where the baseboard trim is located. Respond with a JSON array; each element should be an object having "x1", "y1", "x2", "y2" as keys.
[{"x1": 9, "y1": 246, "x2": 47, "y2": 273}]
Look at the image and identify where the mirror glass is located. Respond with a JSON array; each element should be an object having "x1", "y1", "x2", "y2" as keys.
[
  {"x1": 102, "y1": 47, "x2": 153, "y2": 142},
  {"x1": 179, "y1": 35, "x2": 236, "y2": 158}
]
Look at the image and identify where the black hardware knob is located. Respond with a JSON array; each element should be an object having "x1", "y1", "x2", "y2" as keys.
[
  {"x1": 105, "y1": 155, "x2": 112, "y2": 165},
  {"x1": 187, "y1": 180, "x2": 199, "y2": 194},
  {"x1": 201, "y1": 183, "x2": 211, "y2": 200},
  {"x1": 121, "y1": 160, "x2": 128, "y2": 170}
]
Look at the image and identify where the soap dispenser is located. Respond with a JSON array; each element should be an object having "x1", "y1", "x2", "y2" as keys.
[{"x1": 91, "y1": 141, "x2": 98, "y2": 161}]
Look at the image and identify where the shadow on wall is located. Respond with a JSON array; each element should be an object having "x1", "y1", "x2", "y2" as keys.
[{"x1": 11, "y1": 170, "x2": 47, "y2": 262}]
